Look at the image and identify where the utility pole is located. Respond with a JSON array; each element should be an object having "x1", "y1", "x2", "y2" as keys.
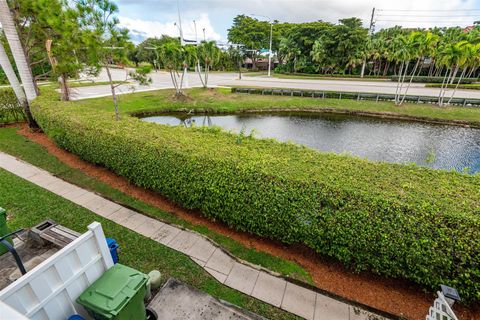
[
  {"x1": 203, "y1": 28, "x2": 206, "y2": 41},
  {"x1": 360, "y1": 7, "x2": 375, "y2": 78}
]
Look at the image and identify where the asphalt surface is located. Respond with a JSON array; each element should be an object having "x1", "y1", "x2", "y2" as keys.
[{"x1": 68, "y1": 68, "x2": 480, "y2": 100}]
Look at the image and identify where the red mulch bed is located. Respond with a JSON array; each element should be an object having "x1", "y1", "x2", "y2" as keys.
[{"x1": 16, "y1": 124, "x2": 480, "y2": 320}]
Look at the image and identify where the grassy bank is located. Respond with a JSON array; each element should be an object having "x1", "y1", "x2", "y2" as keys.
[
  {"x1": 31, "y1": 88, "x2": 480, "y2": 302},
  {"x1": 73, "y1": 87, "x2": 480, "y2": 126},
  {"x1": 0, "y1": 126, "x2": 311, "y2": 284},
  {"x1": 0, "y1": 168, "x2": 300, "y2": 320}
]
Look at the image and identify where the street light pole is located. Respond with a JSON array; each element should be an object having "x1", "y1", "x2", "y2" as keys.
[
  {"x1": 268, "y1": 22, "x2": 273, "y2": 77},
  {"x1": 250, "y1": 14, "x2": 273, "y2": 77},
  {"x1": 176, "y1": 0, "x2": 184, "y2": 46},
  {"x1": 203, "y1": 28, "x2": 206, "y2": 42},
  {"x1": 193, "y1": 20, "x2": 198, "y2": 44}
]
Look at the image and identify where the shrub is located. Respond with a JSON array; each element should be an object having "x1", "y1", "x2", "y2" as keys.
[
  {"x1": 0, "y1": 89, "x2": 24, "y2": 124},
  {"x1": 390, "y1": 76, "x2": 477, "y2": 84},
  {"x1": 31, "y1": 91, "x2": 480, "y2": 302}
]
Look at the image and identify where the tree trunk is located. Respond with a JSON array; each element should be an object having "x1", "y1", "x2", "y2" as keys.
[
  {"x1": 196, "y1": 61, "x2": 206, "y2": 87},
  {"x1": 450, "y1": 66, "x2": 459, "y2": 84},
  {"x1": 394, "y1": 61, "x2": 404, "y2": 104},
  {"x1": 0, "y1": 0, "x2": 37, "y2": 103},
  {"x1": 205, "y1": 63, "x2": 209, "y2": 88},
  {"x1": 400, "y1": 58, "x2": 421, "y2": 105},
  {"x1": 0, "y1": 38, "x2": 26, "y2": 104},
  {"x1": 0, "y1": 31, "x2": 38, "y2": 128},
  {"x1": 447, "y1": 68, "x2": 467, "y2": 104},
  {"x1": 383, "y1": 61, "x2": 390, "y2": 76},
  {"x1": 105, "y1": 66, "x2": 120, "y2": 121},
  {"x1": 360, "y1": 59, "x2": 366, "y2": 78},
  {"x1": 238, "y1": 61, "x2": 242, "y2": 80},
  {"x1": 438, "y1": 68, "x2": 452, "y2": 106},
  {"x1": 59, "y1": 73, "x2": 70, "y2": 101}
]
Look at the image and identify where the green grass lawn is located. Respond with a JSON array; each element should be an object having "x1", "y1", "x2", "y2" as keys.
[
  {"x1": 67, "y1": 80, "x2": 125, "y2": 88},
  {"x1": 0, "y1": 126, "x2": 312, "y2": 285},
  {"x1": 0, "y1": 168, "x2": 300, "y2": 320},
  {"x1": 73, "y1": 87, "x2": 480, "y2": 126}
]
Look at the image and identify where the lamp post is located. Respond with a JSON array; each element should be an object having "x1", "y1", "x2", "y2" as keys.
[
  {"x1": 176, "y1": 0, "x2": 184, "y2": 45},
  {"x1": 250, "y1": 14, "x2": 273, "y2": 77},
  {"x1": 202, "y1": 28, "x2": 206, "y2": 42},
  {"x1": 193, "y1": 20, "x2": 198, "y2": 44}
]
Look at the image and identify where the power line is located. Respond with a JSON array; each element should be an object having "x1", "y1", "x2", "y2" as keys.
[
  {"x1": 377, "y1": 9, "x2": 480, "y2": 12},
  {"x1": 376, "y1": 14, "x2": 480, "y2": 18},
  {"x1": 375, "y1": 20, "x2": 476, "y2": 23}
]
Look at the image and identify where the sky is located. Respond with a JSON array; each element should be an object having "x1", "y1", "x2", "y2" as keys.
[{"x1": 116, "y1": 0, "x2": 480, "y2": 44}]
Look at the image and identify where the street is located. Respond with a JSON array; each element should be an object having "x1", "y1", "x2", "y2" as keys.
[{"x1": 69, "y1": 68, "x2": 480, "y2": 100}]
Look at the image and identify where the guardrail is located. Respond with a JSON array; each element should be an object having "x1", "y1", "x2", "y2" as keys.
[{"x1": 231, "y1": 87, "x2": 480, "y2": 107}]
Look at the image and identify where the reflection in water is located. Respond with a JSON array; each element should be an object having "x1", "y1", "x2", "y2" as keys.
[{"x1": 143, "y1": 113, "x2": 480, "y2": 173}]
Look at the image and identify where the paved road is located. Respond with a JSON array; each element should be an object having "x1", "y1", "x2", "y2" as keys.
[{"x1": 69, "y1": 68, "x2": 480, "y2": 100}]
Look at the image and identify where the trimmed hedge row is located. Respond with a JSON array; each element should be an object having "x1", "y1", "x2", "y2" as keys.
[{"x1": 31, "y1": 92, "x2": 480, "y2": 302}]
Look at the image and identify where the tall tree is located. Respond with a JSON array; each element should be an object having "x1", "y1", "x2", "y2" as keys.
[
  {"x1": 0, "y1": 35, "x2": 26, "y2": 106},
  {"x1": 0, "y1": 0, "x2": 38, "y2": 128},
  {"x1": 197, "y1": 40, "x2": 220, "y2": 88},
  {"x1": 76, "y1": 0, "x2": 150, "y2": 120}
]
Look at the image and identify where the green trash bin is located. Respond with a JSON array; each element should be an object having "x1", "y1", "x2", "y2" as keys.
[
  {"x1": 0, "y1": 207, "x2": 13, "y2": 256},
  {"x1": 77, "y1": 264, "x2": 148, "y2": 320}
]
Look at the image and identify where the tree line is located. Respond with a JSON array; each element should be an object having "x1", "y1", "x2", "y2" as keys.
[{"x1": 227, "y1": 14, "x2": 480, "y2": 105}]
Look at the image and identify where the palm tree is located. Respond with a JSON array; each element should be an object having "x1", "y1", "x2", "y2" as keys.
[
  {"x1": 436, "y1": 41, "x2": 467, "y2": 106},
  {"x1": 0, "y1": 0, "x2": 37, "y2": 102},
  {"x1": 159, "y1": 41, "x2": 184, "y2": 96},
  {"x1": 392, "y1": 35, "x2": 413, "y2": 105},
  {"x1": 280, "y1": 37, "x2": 301, "y2": 73},
  {"x1": 197, "y1": 41, "x2": 220, "y2": 88},
  {"x1": 0, "y1": 38, "x2": 26, "y2": 105},
  {"x1": 0, "y1": 0, "x2": 38, "y2": 128},
  {"x1": 447, "y1": 42, "x2": 475, "y2": 104}
]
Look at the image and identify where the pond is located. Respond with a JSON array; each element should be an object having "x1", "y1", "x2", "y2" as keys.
[{"x1": 142, "y1": 113, "x2": 480, "y2": 174}]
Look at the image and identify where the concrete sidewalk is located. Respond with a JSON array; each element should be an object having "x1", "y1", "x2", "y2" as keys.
[{"x1": 0, "y1": 151, "x2": 389, "y2": 320}]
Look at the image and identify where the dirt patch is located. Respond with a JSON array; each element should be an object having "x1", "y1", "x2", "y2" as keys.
[{"x1": 16, "y1": 125, "x2": 480, "y2": 320}]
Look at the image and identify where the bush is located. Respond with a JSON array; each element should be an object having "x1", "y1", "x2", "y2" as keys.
[
  {"x1": 390, "y1": 76, "x2": 477, "y2": 84},
  {"x1": 31, "y1": 91, "x2": 480, "y2": 302},
  {"x1": 0, "y1": 89, "x2": 24, "y2": 124}
]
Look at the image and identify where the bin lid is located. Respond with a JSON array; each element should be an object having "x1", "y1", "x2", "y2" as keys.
[{"x1": 77, "y1": 264, "x2": 148, "y2": 318}]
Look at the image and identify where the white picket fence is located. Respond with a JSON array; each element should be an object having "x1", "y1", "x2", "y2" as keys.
[
  {"x1": 426, "y1": 291, "x2": 458, "y2": 320},
  {"x1": 0, "y1": 222, "x2": 114, "y2": 320}
]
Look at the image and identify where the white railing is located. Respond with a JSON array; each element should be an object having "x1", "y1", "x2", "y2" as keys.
[
  {"x1": 426, "y1": 291, "x2": 458, "y2": 320},
  {"x1": 0, "y1": 222, "x2": 114, "y2": 320}
]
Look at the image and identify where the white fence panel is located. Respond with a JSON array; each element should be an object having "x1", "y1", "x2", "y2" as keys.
[
  {"x1": 0, "y1": 222, "x2": 113, "y2": 320},
  {"x1": 426, "y1": 291, "x2": 458, "y2": 320}
]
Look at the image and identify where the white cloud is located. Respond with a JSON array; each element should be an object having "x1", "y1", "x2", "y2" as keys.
[
  {"x1": 119, "y1": 14, "x2": 222, "y2": 44},
  {"x1": 117, "y1": 0, "x2": 479, "y2": 42}
]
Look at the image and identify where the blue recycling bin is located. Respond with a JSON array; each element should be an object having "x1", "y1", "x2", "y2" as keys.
[{"x1": 106, "y1": 238, "x2": 119, "y2": 264}]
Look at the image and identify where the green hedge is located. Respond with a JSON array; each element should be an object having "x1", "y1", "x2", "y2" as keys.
[
  {"x1": 31, "y1": 92, "x2": 480, "y2": 302},
  {"x1": 0, "y1": 88, "x2": 24, "y2": 124},
  {"x1": 390, "y1": 76, "x2": 477, "y2": 84}
]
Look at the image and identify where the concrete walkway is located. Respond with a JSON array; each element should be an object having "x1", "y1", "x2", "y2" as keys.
[{"x1": 0, "y1": 152, "x2": 389, "y2": 320}]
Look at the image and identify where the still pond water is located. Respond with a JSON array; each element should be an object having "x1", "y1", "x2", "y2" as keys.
[{"x1": 143, "y1": 113, "x2": 480, "y2": 174}]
